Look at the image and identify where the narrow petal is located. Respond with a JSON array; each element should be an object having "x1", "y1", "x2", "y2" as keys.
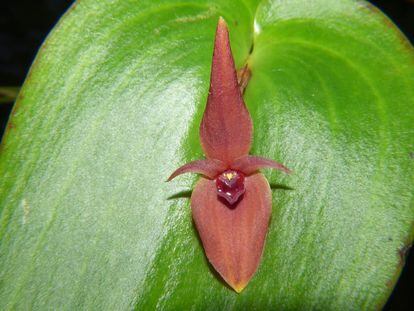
[
  {"x1": 191, "y1": 173, "x2": 271, "y2": 292},
  {"x1": 167, "y1": 159, "x2": 226, "y2": 181},
  {"x1": 199, "y1": 17, "x2": 253, "y2": 164},
  {"x1": 231, "y1": 155, "x2": 292, "y2": 175}
]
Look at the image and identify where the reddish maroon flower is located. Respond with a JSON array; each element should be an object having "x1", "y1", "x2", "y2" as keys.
[{"x1": 168, "y1": 17, "x2": 290, "y2": 292}]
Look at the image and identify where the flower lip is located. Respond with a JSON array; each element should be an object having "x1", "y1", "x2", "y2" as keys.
[{"x1": 215, "y1": 169, "x2": 246, "y2": 205}]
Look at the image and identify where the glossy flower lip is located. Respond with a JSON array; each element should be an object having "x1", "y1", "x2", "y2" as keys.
[
  {"x1": 216, "y1": 170, "x2": 246, "y2": 205},
  {"x1": 168, "y1": 17, "x2": 291, "y2": 292}
]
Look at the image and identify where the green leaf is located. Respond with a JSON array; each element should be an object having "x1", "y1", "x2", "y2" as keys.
[
  {"x1": 0, "y1": 0, "x2": 413, "y2": 309},
  {"x1": 0, "y1": 87, "x2": 20, "y2": 103}
]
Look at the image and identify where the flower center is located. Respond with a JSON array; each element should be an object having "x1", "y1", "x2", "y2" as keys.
[{"x1": 215, "y1": 170, "x2": 246, "y2": 205}]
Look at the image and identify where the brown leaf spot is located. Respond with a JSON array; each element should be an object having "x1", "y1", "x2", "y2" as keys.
[{"x1": 6, "y1": 122, "x2": 15, "y2": 131}]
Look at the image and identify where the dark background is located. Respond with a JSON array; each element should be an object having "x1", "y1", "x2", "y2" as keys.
[{"x1": 0, "y1": 0, "x2": 412, "y2": 309}]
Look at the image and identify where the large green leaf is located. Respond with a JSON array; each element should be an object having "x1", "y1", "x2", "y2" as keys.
[{"x1": 0, "y1": 0, "x2": 413, "y2": 309}]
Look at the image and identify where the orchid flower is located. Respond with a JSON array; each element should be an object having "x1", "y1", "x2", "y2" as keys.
[{"x1": 168, "y1": 17, "x2": 291, "y2": 293}]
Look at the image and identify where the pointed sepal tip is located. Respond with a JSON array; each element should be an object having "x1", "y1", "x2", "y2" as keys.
[{"x1": 233, "y1": 282, "x2": 247, "y2": 293}]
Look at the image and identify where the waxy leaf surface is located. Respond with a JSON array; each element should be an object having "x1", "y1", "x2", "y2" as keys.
[{"x1": 0, "y1": 0, "x2": 413, "y2": 310}]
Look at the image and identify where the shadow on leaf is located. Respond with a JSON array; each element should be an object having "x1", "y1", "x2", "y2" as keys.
[
  {"x1": 167, "y1": 190, "x2": 192, "y2": 200},
  {"x1": 269, "y1": 183, "x2": 294, "y2": 191}
]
